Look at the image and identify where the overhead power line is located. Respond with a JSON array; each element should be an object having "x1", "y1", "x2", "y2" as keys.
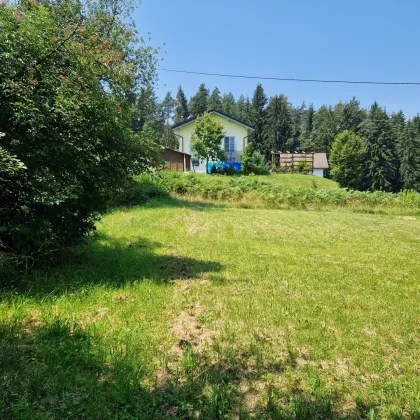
[{"x1": 159, "y1": 68, "x2": 420, "y2": 86}]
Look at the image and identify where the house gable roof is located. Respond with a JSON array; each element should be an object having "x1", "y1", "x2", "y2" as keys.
[{"x1": 172, "y1": 109, "x2": 255, "y2": 131}]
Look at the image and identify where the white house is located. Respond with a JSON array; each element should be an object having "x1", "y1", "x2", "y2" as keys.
[{"x1": 172, "y1": 109, "x2": 255, "y2": 173}]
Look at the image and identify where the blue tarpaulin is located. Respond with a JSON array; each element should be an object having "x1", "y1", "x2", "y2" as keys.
[{"x1": 207, "y1": 161, "x2": 241, "y2": 173}]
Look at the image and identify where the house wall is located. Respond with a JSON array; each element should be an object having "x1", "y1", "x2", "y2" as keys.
[
  {"x1": 312, "y1": 169, "x2": 325, "y2": 178},
  {"x1": 173, "y1": 114, "x2": 251, "y2": 173}
]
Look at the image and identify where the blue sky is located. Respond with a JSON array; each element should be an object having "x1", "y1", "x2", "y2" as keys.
[{"x1": 134, "y1": 0, "x2": 420, "y2": 117}]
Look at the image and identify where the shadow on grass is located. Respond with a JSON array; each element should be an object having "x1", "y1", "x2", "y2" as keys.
[
  {"x1": 0, "y1": 234, "x2": 223, "y2": 298},
  {"x1": 0, "y1": 318, "x2": 398, "y2": 419}
]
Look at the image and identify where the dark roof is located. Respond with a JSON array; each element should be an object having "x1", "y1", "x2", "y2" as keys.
[
  {"x1": 172, "y1": 109, "x2": 255, "y2": 130},
  {"x1": 161, "y1": 147, "x2": 191, "y2": 157}
]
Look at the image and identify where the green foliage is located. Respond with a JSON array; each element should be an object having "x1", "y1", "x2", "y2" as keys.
[
  {"x1": 398, "y1": 119, "x2": 420, "y2": 191},
  {"x1": 191, "y1": 113, "x2": 226, "y2": 173},
  {"x1": 174, "y1": 86, "x2": 189, "y2": 123},
  {"x1": 330, "y1": 130, "x2": 367, "y2": 190},
  {"x1": 0, "y1": 143, "x2": 27, "y2": 245},
  {"x1": 0, "y1": 0, "x2": 159, "y2": 256},
  {"x1": 188, "y1": 83, "x2": 209, "y2": 117},
  {"x1": 221, "y1": 92, "x2": 236, "y2": 115},
  {"x1": 250, "y1": 83, "x2": 267, "y2": 153},
  {"x1": 208, "y1": 87, "x2": 222, "y2": 110},
  {"x1": 360, "y1": 102, "x2": 397, "y2": 192},
  {"x1": 264, "y1": 94, "x2": 293, "y2": 155},
  {"x1": 312, "y1": 105, "x2": 339, "y2": 154},
  {"x1": 241, "y1": 143, "x2": 269, "y2": 175},
  {"x1": 148, "y1": 172, "x2": 420, "y2": 213}
]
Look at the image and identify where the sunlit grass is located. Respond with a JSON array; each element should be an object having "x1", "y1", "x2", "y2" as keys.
[{"x1": 1, "y1": 197, "x2": 419, "y2": 418}]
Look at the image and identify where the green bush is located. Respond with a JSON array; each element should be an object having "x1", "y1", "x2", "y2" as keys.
[
  {"x1": 241, "y1": 144, "x2": 270, "y2": 175},
  {"x1": 0, "y1": 2, "x2": 159, "y2": 257}
]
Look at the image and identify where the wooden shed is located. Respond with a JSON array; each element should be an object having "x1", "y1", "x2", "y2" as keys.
[{"x1": 161, "y1": 148, "x2": 191, "y2": 172}]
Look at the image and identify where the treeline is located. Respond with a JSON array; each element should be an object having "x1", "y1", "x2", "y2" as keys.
[{"x1": 143, "y1": 83, "x2": 419, "y2": 192}]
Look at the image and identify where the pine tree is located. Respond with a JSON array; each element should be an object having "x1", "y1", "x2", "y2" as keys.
[
  {"x1": 312, "y1": 105, "x2": 338, "y2": 155},
  {"x1": 134, "y1": 85, "x2": 160, "y2": 133},
  {"x1": 360, "y1": 102, "x2": 397, "y2": 191},
  {"x1": 174, "y1": 86, "x2": 189, "y2": 123},
  {"x1": 398, "y1": 118, "x2": 420, "y2": 191},
  {"x1": 188, "y1": 83, "x2": 209, "y2": 117},
  {"x1": 208, "y1": 87, "x2": 222, "y2": 110},
  {"x1": 338, "y1": 97, "x2": 366, "y2": 133},
  {"x1": 221, "y1": 92, "x2": 236, "y2": 115},
  {"x1": 299, "y1": 103, "x2": 316, "y2": 151},
  {"x1": 287, "y1": 103, "x2": 305, "y2": 151},
  {"x1": 264, "y1": 94, "x2": 293, "y2": 157},
  {"x1": 235, "y1": 94, "x2": 247, "y2": 121},
  {"x1": 250, "y1": 84, "x2": 268, "y2": 153},
  {"x1": 160, "y1": 91, "x2": 176, "y2": 147}
]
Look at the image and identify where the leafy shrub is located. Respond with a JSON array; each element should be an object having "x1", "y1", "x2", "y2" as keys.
[
  {"x1": 0, "y1": 2, "x2": 159, "y2": 257},
  {"x1": 242, "y1": 144, "x2": 270, "y2": 175}
]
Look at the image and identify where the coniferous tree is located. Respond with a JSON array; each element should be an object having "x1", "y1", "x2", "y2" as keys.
[
  {"x1": 134, "y1": 85, "x2": 160, "y2": 133},
  {"x1": 264, "y1": 94, "x2": 293, "y2": 157},
  {"x1": 398, "y1": 118, "x2": 420, "y2": 191},
  {"x1": 221, "y1": 92, "x2": 236, "y2": 115},
  {"x1": 312, "y1": 105, "x2": 338, "y2": 155},
  {"x1": 188, "y1": 83, "x2": 209, "y2": 117},
  {"x1": 236, "y1": 94, "x2": 247, "y2": 121},
  {"x1": 338, "y1": 97, "x2": 366, "y2": 133},
  {"x1": 160, "y1": 91, "x2": 177, "y2": 148},
  {"x1": 208, "y1": 87, "x2": 222, "y2": 110},
  {"x1": 250, "y1": 84, "x2": 268, "y2": 153},
  {"x1": 287, "y1": 103, "x2": 305, "y2": 151},
  {"x1": 360, "y1": 102, "x2": 397, "y2": 191},
  {"x1": 299, "y1": 103, "x2": 316, "y2": 151},
  {"x1": 174, "y1": 86, "x2": 189, "y2": 123}
]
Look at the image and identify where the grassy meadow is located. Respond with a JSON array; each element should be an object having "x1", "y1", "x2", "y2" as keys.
[{"x1": 1, "y1": 175, "x2": 419, "y2": 418}]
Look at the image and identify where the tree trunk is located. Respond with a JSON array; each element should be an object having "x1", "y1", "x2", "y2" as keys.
[{"x1": 206, "y1": 158, "x2": 209, "y2": 174}]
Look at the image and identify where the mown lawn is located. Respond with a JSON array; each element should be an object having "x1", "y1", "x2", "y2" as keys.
[{"x1": 1, "y1": 197, "x2": 419, "y2": 418}]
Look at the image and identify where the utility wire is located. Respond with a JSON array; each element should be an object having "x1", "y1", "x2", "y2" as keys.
[{"x1": 159, "y1": 68, "x2": 420, "y2": 86}]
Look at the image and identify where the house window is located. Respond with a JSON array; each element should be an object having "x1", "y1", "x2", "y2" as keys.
[{"x1": 224, "y1": 136, "x2": 235, "y2": 152}]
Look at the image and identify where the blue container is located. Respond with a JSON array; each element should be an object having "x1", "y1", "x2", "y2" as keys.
[{"x1": 207, "y1": 161, "x2": 242, "y2": 173}]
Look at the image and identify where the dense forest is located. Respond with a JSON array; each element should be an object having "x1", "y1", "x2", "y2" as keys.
[{"x1": 141, "y1": 83, "x2": 420, "y2": 192}]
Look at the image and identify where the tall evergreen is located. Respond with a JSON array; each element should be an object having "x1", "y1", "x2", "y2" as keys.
[
  {"x1": 208, "y1": 87, "x2": 222, "y2": 110},
  {"x1": 299, "y1": 103, "x2": 316, "y2": 151},
  {"x1": 188, "y1": 83, "x2": 209, "y2": 117},
  {"x1": 398, "y1": 118, "x2": 420, "y2": 191},
  {"x1": 221, "y1": 92, "x2": 236, "y2": 116},
  {"x1": 312, "y1": 105, "x2": 338, "y2": 155},
  {"x1": 250, "y1": 84, "x2": 268, "y2": 153},
  {"x1": 235, "y1": 94, "x2": 247, "y2": 121},
  {"x1": 360, "y1": 102, "x2": 397, "y2": 192},
  {"x1": 134, "y1": 85, "x2": 160, "y2": 133},
  {"x1": 160, "y1": 91, "x2": 176, "y2": 147},
  {"x1": 174, "y1": 86, "x2": 189, "y2": 123},
  {"x1": 338, "y1": 97, "x2": 366, "y2": 133},
  {"x1": 288, "y1": 103, "x2": 305, "y2": 151},
  {"x1": 264, "y1": 94, "x2": 293, "y2": 157}
]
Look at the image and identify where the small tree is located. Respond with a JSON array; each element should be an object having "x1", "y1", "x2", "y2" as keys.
[
  {"x1": 330, "y1": 130, "x2": 367, "y2": 190},
  {"x1": 192, "y1": 113, "x2": 226, "y2": 174},
  {"x1": 241, "y1": 143, "x2": 269, "y2": 175}
]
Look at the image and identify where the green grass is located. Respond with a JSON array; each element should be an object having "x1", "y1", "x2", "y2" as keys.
[
  {"x1": 195, "y1": 173, "x2": 340, "y2": 189},
  {"x1": 148, "y1": 172, "x2": 420, "y2": 216},
  {"x1": 1, "y1": 197, "x2": 419, "y2": 418}
]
